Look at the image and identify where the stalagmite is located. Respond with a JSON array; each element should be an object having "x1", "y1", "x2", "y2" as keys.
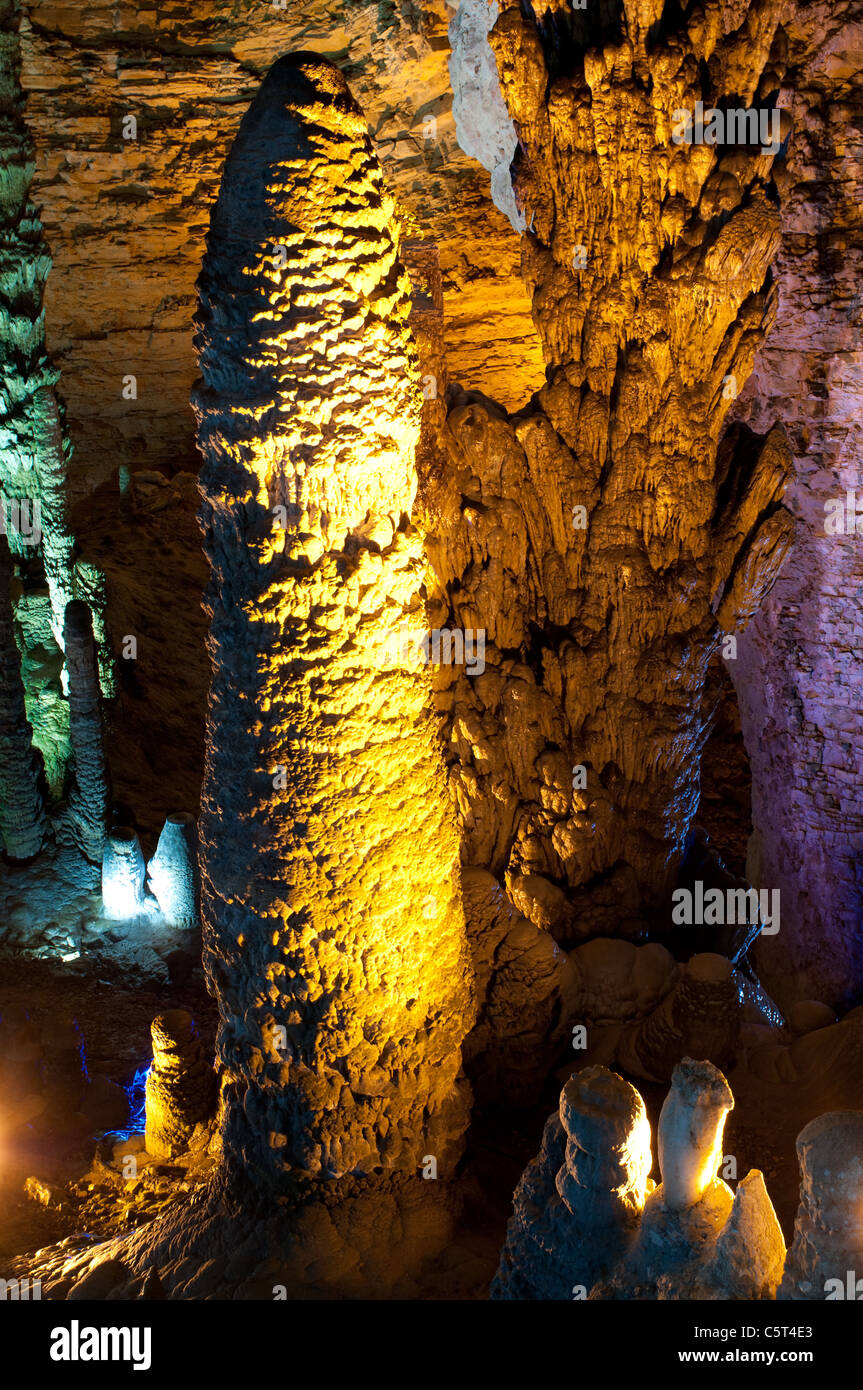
[
  {"x1": 492, "y1": 1065, "x2": 651, "y2": 1298},
  {"x1": 601, "y1": 1059, "x2": 784, "y2": 1298},
  {"x1": 147, "y1": 813, "x2": 200, "y2": 927},
  {"x1": 192, "y1": 52, "x2": 474, "y2": 1188},
  {"x1": 657, "y1": 1058, "x2": 734, "y2": 1211},
  {"x1": 101, "y1": 827, "x2": 146, "y2": 919},
  {"x1": 61, "y1": 598, "x2": 108, "y2": 866},
  {"x1": 144, "y1": 1011, "x2": 216, "y2": 1160},
  {"x1": 0, "y1": 534, "x2": 45, "y2": 858},
  {"x1": 779, "y1": 1110, "x2": 863, "y2": 1300}
]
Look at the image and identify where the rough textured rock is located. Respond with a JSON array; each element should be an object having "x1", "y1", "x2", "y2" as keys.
[
  {"x1": 460, "y1": 866, "x2": 580, "y2": 1104},
  {"x1": 146, "y1": 812, "x2": 200, "y2": 928},
  {"x1": 17, "y1": 0, "x2": 544, "y2": 502},
  {"x1": 193, "y1": 52, "x2": 474, "y2": 1187},
  {"x1": 729, "y1": 3, "x2": 863, "y2": 1012},
  {"x1": 569, "y1": 937, "x2": 678, "y2": 1025},
  {"x1": 144, "y1": 1010, "x2": 216, "y2": 1161},
  {"x1": 0, "y1": 532, "x2": 46, "y2": 858},
  {"x1": 614, "y1": 953, "x2": 743, "y2": 1083},
  {"x1": 422, "y1": 0, "x2": 794, "y2": 939},
  {"x1": 779, "y1": 1110, "x2": 863, "y2": 1300},
  {"x1": 492, "y1": 1065, "x2": 651, "y2": 1298},
  {"x1": 59, "y1": 597, "x2": 108, "y2": 866}
]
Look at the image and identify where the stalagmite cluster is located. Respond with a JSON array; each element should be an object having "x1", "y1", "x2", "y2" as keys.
[
  {"x1": 496, "y1": 1059, "x2": 787, "y2": 1300},
  {"x1": 193, "y1": 52, "x2": 474, "y2": 1188}
]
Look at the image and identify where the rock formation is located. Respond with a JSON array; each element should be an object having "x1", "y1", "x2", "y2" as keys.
[
  {"x1": 0, "y1": 532, "x2": 45, "y2": 858},
  {"x1": 497, "y1": 1059, "x2": 786, "y2": 1300},
  {"x1": 144, "y1": 1010, "x2": 216, "y2": 1161},
  {"x1": 425, "y1": 0, "x2": 795, "y2": 943},
  {"x1": 613, "y1": 953, "x2": 742, "y2": 1083},
  {"x1": 492, "y1": 1065, "x2": 652, "y2": 1298},
  {"x1": 779, "y1": 1110, "x2": 863, "y2": 1300},
  {"x1": 147, "y1": 813, "x2": 200, "y2": 928},
  {"x1": 729, "y1": 4, "x2": 863, "y2": 1012},
  {"x1": 60, "y1": 598, "x2": 108, "y2": 867},
  {"x1": 193, "y1": 52, "x2": 474, "y2": 1188},
  {"x1": 101, "y1": 827, "x2": 146, "y2": 920},
  {"x1": 0, "y1": 0, "x2": 75, "y2": 645}
]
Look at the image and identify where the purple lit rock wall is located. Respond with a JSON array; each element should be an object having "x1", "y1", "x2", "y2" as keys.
[{"x1": 730, "y1": 5, "x2": 863, "y2": 1011}]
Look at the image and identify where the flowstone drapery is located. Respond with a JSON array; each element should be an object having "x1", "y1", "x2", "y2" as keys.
[
  {"x1": 435, "y1": 0, "x2": 795, "y2": 940},
  {"x1": 193, "y1": 52, "x2": 474, "y2": 1188}
]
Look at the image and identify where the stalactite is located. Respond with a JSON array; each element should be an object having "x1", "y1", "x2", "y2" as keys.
[
  {"x1": 60, "y1": 597, "x2": 108, "y2": 867},
  {"x1": 0, "y1": 532, "x2": 45, "y2": 858},
  {"x1": 193, "y1": 52, "x2": 474, "y2": 1188}
]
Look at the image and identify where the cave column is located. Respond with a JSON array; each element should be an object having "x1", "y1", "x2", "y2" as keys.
[{"x1": 193, "y1": 54, "x2": 474, "y2": 1188}]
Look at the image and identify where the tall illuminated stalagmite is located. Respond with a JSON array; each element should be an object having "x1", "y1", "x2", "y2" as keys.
[{"x1": 193, "y1": 53, "x2": 474, "y2": 1188}]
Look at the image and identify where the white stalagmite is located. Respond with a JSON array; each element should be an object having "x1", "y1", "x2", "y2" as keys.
[
  {"x1": 147, "y1": 813, "x2": 200, "y2": 927},
  {"x1": 193, "y1": 52, "x2": 474, "y2": 1189},
  {"x1": 101, "y1": 826, "x2": 146, "y2": 919},
  {"x1": 657, "y1": 1057, "x2": 734, "y2": 1210}
]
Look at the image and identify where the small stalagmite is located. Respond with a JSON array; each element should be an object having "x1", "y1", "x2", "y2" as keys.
[
  {"x1": 101, "y1": 827, "x2": 147, "y2": 919},
  {"x1": 144, "y1": 1011, "x2": 216, "y2": 1160},
  {"x1": 779, "y1": 1110, "x2": 863, "y2": 1300},
  {"x1": 147, "y1": 813, "x2": 200, "y2": 927},
  {"x1": 492, "y1": 1065, "x2": 651, "y2": 1298},
  {"x1": 192, "y1": 51, "x2": 474, "y2": 1189},
  {"x1": 0, "y1": 535, "x2": 46, "y2": 859},
  {"x1": 62, "y1": 599, "x2": 108, "y2": 866}
]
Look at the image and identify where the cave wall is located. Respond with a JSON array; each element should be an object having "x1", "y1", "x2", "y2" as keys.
[{"x1": 730, "y1": 3, "x2": 863, "y2": 1010}]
